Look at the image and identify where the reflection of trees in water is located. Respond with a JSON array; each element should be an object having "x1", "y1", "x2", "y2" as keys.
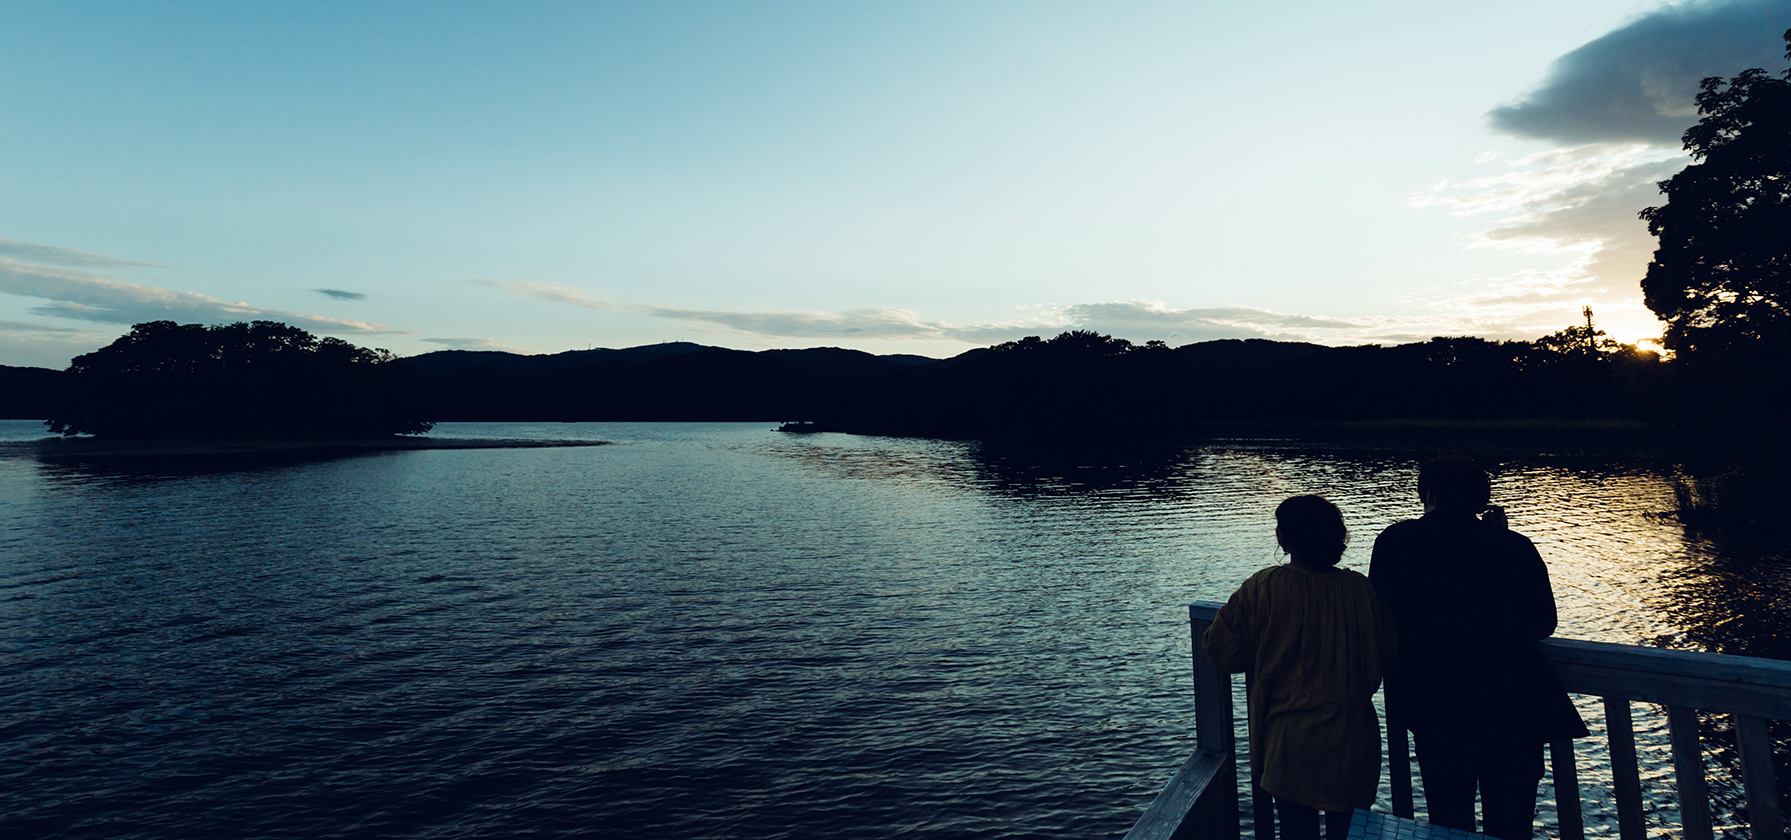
[
  {"x1": 1657, "y1": 532, "x2": 1791, "y2": 836},
  {"x1": 758, "y1": 434, "x2": 983, "y2": 487},
  {"x1": 1659, "y1": 530, "x2": 1791, "y2": 662},
  {"x1": 30, "y1": 449, "x2": 407, "y2": 485},
  {"x1": 1690, "y1": 710, "x2": 1790, "y2": 840},
  {"x1": 960, "y1": 441, "x2": 1202, "y2": 498},
  {"x1": 760, "y1": 435, "x2": 1205, "y2": 498}
]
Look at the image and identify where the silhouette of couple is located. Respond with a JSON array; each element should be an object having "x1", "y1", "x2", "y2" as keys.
[{"x1": 1203, "y1": 454, "x2": 1588, "y2": 840}]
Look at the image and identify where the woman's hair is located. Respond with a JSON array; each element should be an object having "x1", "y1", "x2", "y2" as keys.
[
  {"x1": 1417, "y1": 453, "x2": 1492, "y2": 512},
  {"x1": 1275, "y1": 494, "x2": 1347, "y2": 565}
]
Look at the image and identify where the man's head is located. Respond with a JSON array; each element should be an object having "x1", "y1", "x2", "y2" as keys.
[
  {"x1": 1275, "y1": 494, "x2": 1347, "y2": 566},
  {"x1": 1418, "y1": 453, "x2": 1491, "y2": 513}
]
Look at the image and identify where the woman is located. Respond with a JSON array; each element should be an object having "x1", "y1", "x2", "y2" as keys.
[{"x1": 1203, "y1": 495, "x2": 1398, "y2": 840}]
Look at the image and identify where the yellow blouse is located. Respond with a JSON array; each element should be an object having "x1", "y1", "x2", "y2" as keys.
[{"x1": 1202, "y1": 564, "x2": 1399, "y2": 812}]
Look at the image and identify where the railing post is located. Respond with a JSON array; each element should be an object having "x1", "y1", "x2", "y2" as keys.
[
  {"x1": 1603, "y1": 698, "x2": 1646, "y2": 840},
  {"x1": 1549, "y1": 739, "x2": 1584, "y2": 840},
  {"x1": 1190, "y1": 605, "x2": 1239, "y2": 840},
  {"x1": 1734, "y1": 714, "x2": 1783, "y2": 840},
  {"x1": 1136, "y1": 613, "x2": 1791, "y2": 840},
  {"x1": 1667, "y1": 705, "x2": 1714, "y2": 840}
]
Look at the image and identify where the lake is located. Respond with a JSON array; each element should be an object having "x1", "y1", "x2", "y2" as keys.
[{"x1": 1, "y1": 421, "x2": 1781, "y2": 839}]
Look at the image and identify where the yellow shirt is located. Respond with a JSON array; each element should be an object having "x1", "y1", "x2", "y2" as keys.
[{"x1": 1202, "y1": 564, "x2": 1398, "y2": 812}]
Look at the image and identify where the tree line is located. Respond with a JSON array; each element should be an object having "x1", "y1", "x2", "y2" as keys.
[
  {"x1": 40, "y1": 320, "x2": 431, "y2": 438},
  {"x1": 20, "y1": 316, "x2": 1660, "y2": 440}
]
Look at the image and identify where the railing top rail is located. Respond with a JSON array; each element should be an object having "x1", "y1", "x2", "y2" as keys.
[
  {"x1": 1541, "y1": 636, "x2": 1791, "y2": 718},
  {"x1": 1187, "y1": 601, "x2": 1791, "y2": 718},
  {"x1": 1541, "y1": 636, "x2": 1791, "y2": 687}
]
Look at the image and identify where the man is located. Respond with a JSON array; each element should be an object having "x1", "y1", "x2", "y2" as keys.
[{"x1": 1369, "y1": 454, "x2": 1586, "y2": 840}]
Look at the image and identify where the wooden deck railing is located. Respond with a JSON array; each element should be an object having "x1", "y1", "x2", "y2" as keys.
[{"x1": 1124, "y1": 601, "x2": 1791, "y2": 840}]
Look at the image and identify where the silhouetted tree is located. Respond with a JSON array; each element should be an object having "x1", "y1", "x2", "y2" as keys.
[
  {"x1": 1631, "y1": 33, "x2": 1791, "y2": 538},
  {"x1": 48, "y1": 320, "x2": 433, "y2": 438},
  {"x1": 989, "y1": 330, "x2": 1136, "y2": 357},
  {"x1": 1638, "y1": 31, "x2": 1791, "y2": 357},
  {"x1": 1534, "y1": 306, "x2": 1623, "y2": 358}
]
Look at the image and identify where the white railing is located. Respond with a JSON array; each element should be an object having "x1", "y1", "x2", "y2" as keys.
[{"x1": 1123, "y1": 601, "x2": 1791, "y2": 840}]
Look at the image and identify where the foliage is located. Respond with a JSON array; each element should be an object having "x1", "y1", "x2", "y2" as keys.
[
  {"x1": 48, "y1": 320, "x2": 433, "y2": 438},
  {"x1": 989, "y1": 329, "x2": 1139, "y2": 356},
  {"x1": 812, "y1": 320, "x2": 1664, "y2": 439},
  {"x1": 1638, "y1": 31, "x2": 1791, "y2": 357},
  {"x1": 1533, "y1": 306, "x2": 1623, "y2": 358},
  {"x1": 1631, "y1": 33, "x2": 1791, "y2": 540}
]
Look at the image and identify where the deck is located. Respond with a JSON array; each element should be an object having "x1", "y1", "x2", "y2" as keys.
[{"x1": 1124, "y1": 601, "x2": 1791, "y2": 840}]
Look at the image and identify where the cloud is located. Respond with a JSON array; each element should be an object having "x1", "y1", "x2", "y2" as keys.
[
  {"x1": 0, "y1": 318, "x2": 86, "y2": 335},
  {"x1": 0, "y1": 320, "x2": 110, "y2": 369},
  {"x1": 1060, "y1": 301, "x2": 1362, "y2": 340},
  {"x1": 482, "y1": 280, "x2": 957, "y2": 341},
  {"x1": 0, "y1": 256, "x2": 403, "y2": 335},
  {"x1": 1474, "y1": 157, "x2": 1683, "y2": 295},
  {"x1": 647, "y1": 305, "x2": 947, "y2": 340},
  {"x1": 1410, "y1": 6, "x2": 1782, "y2": 344},
  {"x1": 420, "y1": 337, "x2": 530, "y2": 353},
  {"x1": 316, "y1": 288, "x2": 367, "y2": 300},
  {"x1": 476, "y1": 280, "x2": 620, "y2": 310},
  {"x1": 0, "y1": 238, "x2": 166, "y2": 270},
  {"x1": 1413, "y1": 145, "x2": 1681, "y2": 342},
  {"x1": 1488, "y1": 0, "x2": 1786, "y2": 146},
  {"x1": 481, "y1": 278, "x2": 1428, "y2": 347}
]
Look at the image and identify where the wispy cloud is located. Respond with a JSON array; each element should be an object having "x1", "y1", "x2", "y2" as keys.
[
  {"x1": 0, "y1": 319, "x2": 108, "y2": 369},
  {"x1": 481, "y1": 279, "x2": 974, "y2": 340},
  {"x1": 646, "y1": 305, "x2": 947, "y2": 340},
  {"x1": 0, "y1": 318, "x2": 87, "y2": 335},
  {"x1": 0, "y1": 238, "x2": 167, "y2": 270},
  {"x1": 1488, "y1": 0, "x2": 1784, "y2": 146},
  {"x1": 0, "y1": 253, "x2": 401, "y2": 335},
  {"x1": 478, "y1": 280, "x2": 622, "y2": 312},
  {"x1": 315, "y1": 288, "x2": 367, "y2": 300},
  {"x1": 1059, "y1": 301, "x2": 1362, "y2": 341},
  {"x1": 420, "y1": 337, "x2": 530, "y2": 353},
  {"x1": 1413, "y1": 142, "x2": 1682, "y2": 341},
  {"x1": 480, "y1": 279, "x2": 1447, "y2": 347}
]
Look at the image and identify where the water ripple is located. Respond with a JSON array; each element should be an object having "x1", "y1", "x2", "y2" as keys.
[{"x1": 0, "y1": 422, "x2": 1779, "y2": 839}]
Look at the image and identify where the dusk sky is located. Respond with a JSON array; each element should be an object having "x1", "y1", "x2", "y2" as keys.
[{"x1": 1, "y1": 0, "x2": 1785, "y2": 368}]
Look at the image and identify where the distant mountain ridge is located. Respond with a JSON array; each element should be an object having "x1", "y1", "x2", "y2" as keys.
[
  {"x1": 1, "y1": 335, "x2": 1657, "y2": 441},
  {"x1": 404, "y1": 342, "x2": 718, "y2": 375},
  {"x1": 404, "y1": 342, "x2": 962, "y2": 375},
  {"x1": 404, "y1": 342, "x2": 980, "y2": 423}
]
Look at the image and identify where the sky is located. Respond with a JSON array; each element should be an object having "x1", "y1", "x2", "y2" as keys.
[{"x1": 1, "y1": 0, "x2": 1786, "y2": 368}]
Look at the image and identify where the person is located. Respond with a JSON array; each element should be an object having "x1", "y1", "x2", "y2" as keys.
[
  {"x1": 1204, "y1": 495, "x2": 1398, "y2": 840},
  {"x1": 1369, "y1": 454, "x2": 1587, "y2": 840}
]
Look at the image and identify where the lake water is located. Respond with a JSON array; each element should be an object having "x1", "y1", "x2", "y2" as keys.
[{"x1": 1, "y1": 421, "x2": 1782, "y2": 839}]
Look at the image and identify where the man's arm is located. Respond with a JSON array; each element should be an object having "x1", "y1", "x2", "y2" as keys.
[
  {"x1": 1512, "y1": 534, "x2": 1558, "y2": 640},
  {"x1": 1368, "y1": 528, "x2": 1403, "y2": 611},
  {"x1": 1372, "y1": 588, "x2": 1399, "y2": 677}
]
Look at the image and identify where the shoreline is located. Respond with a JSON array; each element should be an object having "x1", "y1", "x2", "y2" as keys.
[
  {"x1": 814, "y1": 416, "x2": 1651, "y2": 446},
  {"x1": 6, "y1": 436, "x2": 610, "y2": 459}
]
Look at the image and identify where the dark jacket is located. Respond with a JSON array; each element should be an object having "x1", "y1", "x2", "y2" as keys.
[{"x1": 1369, "y1": 511, "x2": 1587, "y2": 744}]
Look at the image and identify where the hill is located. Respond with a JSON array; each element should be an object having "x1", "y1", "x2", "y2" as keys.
[{"x1": 4, "y1": 332, "x2": 1658, "y2": 440}]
